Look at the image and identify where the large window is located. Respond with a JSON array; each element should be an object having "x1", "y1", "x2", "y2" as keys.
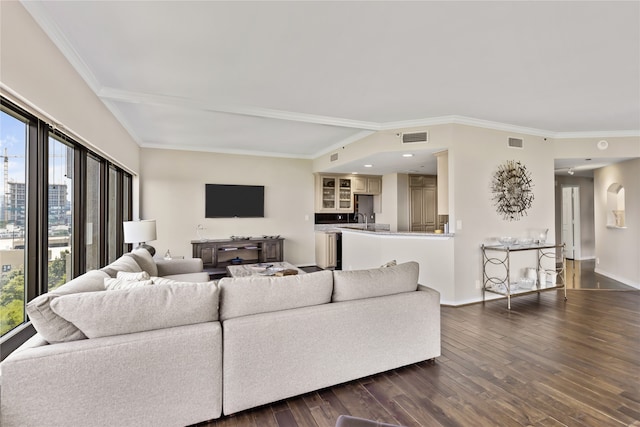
[
  {"x1": 48, "y1": 136, "x2": 73, "y2": 292},
  {"x1": 0, "y1": 98, "x2": 133, "y2": 343},
  {"x1": 85, "y1": 155, "x2": 101, "y2": 271},
  {"x1": 0, "y1": 108, "x2": 27, "y2": 336}
]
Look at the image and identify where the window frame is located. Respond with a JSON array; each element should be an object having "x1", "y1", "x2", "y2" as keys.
[{"x1": 0, "y1": 97, "x2": 133, "y2": 359}]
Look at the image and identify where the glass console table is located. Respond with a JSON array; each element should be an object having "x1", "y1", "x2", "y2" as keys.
[{"x1": 481, "y1": 242, "x2": 567, "y2": 309}]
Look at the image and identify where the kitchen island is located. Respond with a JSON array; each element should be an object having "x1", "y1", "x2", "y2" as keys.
[{"x1": 340, "y1": 227, "x2": 455, "y2": 304}]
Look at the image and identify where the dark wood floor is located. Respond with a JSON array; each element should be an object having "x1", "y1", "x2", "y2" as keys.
[{"x1": 198, "y1": 289, "x2": 640, "y2": 427}]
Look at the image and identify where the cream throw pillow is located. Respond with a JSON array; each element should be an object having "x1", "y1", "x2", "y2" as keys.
[
  {"x1": 117, "y1": 271, "x2": 150, "y2": 281},
  {"x1": 105, "y1": 278, "x2": 154, "y2": 290}
]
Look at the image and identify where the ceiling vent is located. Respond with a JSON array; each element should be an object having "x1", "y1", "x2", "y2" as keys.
[
  {"x1": 330, "y1": 153, "x2": 339, "y2": 162},
  {"x1": 508, "y1": 137, "x2": 524, "y2": 149},
  {"x1": 402, "y1": 131, "x2": 429, "y2": 144}
]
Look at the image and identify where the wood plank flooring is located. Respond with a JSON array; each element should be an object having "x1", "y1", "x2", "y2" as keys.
[{"x1": 196, "y1": 290, "x2": 640, "y2": 427}]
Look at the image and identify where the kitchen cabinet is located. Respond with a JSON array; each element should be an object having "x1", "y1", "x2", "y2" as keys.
[
  {"x1": 316, "y1": 174, "x2": 382, "y2": 213},
  {"x1": 315, "y1": 232, "x2": 338, "y2": 269},
  {"x1": 316, "y1": 175, "x2": 353, "y2": 213},
  {"x1": 353, "y1": 176, "x2": 382, "y2": 195},
  {"x1": 410, "y1": 175, "x2": 437, "y2": 232}
]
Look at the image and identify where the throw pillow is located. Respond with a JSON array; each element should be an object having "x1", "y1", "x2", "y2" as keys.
[
  {"x1": 50, "y1": 282, "x2": 220, "y2": 338},
  {"x1": 26, "y1": 270, "x2": 110, "y2": 343},
  {"x1": 105, "y1": 278, "x2": 154, "y2": 290},
  {"x1": 116, "y1": 271, "x2": 150, "y2": 281},
  {"x1": 100, "y1": 254, "x2": 143, "y2": 278},
  {"x1": 125, "y1": 248, "x2": 158, "y2": 277},
  {"x1": 332, "y1": 261, "x2": 419, "y2": 302},
  {"x1": 151, "y1": 276, "x2": 181, "y2": 285}
]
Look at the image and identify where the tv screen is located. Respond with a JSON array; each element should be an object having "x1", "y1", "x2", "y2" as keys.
[{"x1": 205, "y1": 184, "x2": 265, "y2": 218}]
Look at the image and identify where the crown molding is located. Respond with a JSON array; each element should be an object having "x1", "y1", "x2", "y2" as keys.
[
  {"x1": 551, "y1": 130, "x2": 640, "y2": 139},
  {"x1": 99, "y1": 87, "x2": 381, "y2": 131},
  {"x1": 382, "y1": 115, "x2": 553, "y2": 137},
  {"x1": 138, "y1": 142, "x2": 317, "y2": 160}
]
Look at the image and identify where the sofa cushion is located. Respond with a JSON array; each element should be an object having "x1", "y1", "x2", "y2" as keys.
[
  {"x1": 50, "y1": 282, "x2": 219, "y2": 338},
  {"x1": 25, "y1": 270, "x2": 109, "y2": 343},
  {"x1": 331, "y1": 261, "x2": 419, "y2": 302},
  {"x1": 218, "y1": 270, "x2": 333, "y2": 321},
  {"x1": 100, "y1": 253, "x2": 143, "y2": 278},
  {"x1": 125, "y1": 247, "x2": 159, "y2": 277}
]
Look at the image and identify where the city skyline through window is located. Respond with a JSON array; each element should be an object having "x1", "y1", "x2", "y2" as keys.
[{"x1": 0, "y1": 109, "x2": 27, "y2": 336}]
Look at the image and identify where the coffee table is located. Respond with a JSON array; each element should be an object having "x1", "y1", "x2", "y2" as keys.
[{"x1": 226, "y1": 262, "x2": 306, "y2": 278}]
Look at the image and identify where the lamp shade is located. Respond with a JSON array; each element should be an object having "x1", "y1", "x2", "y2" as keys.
[{"x1": 123, "y1": 220, "x2": 157, "y2": 244}]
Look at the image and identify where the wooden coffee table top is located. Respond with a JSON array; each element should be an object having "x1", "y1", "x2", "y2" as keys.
[{"x1": 226, "y1": 262, "x2": 306, "y2": 278}]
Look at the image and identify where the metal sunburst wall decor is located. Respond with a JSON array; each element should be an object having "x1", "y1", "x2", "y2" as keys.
[{"x1": 491, "y1": 160, "x2": 534, "y2": 221}]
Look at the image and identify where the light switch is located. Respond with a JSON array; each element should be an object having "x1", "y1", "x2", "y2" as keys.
[{"x1": 456, "y1": 220, "x2": 462, "y2": 230}]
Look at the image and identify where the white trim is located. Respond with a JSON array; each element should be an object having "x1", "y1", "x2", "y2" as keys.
[
  {"x1": 99, "y1": 87, "x2": 381, "y2": 131},
  {"x1": 553, "y1": 130, "x2": 640, "y2": 139},
  {"x1": 594, "y1": 268, "x2": 640, "y2": 289},
  {"x1": 139, "y1": 142, "x2": 316, "y2": 160}
]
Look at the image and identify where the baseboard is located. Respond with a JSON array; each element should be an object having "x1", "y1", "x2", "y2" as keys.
[{"x1": 594, "y1": 268, "x2": 640, "y2": 289}]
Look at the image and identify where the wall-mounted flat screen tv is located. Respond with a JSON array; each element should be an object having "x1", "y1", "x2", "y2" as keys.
[{"x1": 205, "y1": 184, "x2": 265, "y2": 218}]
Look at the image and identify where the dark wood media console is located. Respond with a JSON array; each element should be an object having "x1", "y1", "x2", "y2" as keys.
[{"x1": 191, "y1": 237, "x2": 284, "y2": 279}]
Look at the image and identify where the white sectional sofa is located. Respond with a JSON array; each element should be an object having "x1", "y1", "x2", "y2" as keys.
[{"x1": 0, "y1": 255, "x2": 440, "y2": 427}]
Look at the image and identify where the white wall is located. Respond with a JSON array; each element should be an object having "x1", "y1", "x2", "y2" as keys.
[
  {"x1": 374, "y1": 173, "x2": 410, "y2": 232},
  {"x1": 341, "y1": 231, "x2": 455, "y2": 304},
  {"x1": 450, "y1": 125, "x2": 556, "y2": 304},
  {"x1": 594, "y1": 159, "x2": 640, "y2": 287},
  {"x1": 0, "y1": 2, "x2": 140, "y2": 174},
  {"x1": 139, "y1": 148, "x2": 316, "y2": 266}
]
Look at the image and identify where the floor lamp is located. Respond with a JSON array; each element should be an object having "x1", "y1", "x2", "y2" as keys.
[{"x1": 123, "y1": 219, "x2": 157, "y2": 256}]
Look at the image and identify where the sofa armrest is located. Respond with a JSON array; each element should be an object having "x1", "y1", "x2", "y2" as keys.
[
  {"x1": 418, "y1": 284, "x2": 441, "y2": 303},
  {"x1": 156, "y1": 258, "x2": 204, "y2": 276}
]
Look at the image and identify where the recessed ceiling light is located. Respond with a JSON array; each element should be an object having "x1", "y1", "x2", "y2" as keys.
[
  {"x1": 352, "y1": 172, "x2": 359, "y2": 174},
  {"x1": 402, "y1": 153, "x2": 414, "y2": 158},
  {"x1": 364, "y1": 164, "x2": 373, "y2": 168}
]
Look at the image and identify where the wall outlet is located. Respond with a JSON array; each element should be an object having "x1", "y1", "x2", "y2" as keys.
[
  {"x1": 475, "y1": 279, "x2": 482, "y2": 289},
  {"x1": 304, "y1": 214, "x2": 309, "y2": 221},
  {"x1": 456, "y1": 220, "x2": 463, "y2": 230}
]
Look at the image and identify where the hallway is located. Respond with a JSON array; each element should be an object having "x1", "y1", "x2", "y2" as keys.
[{"x1": 565, "y1": 259, "x2": 636, "y2": 290}]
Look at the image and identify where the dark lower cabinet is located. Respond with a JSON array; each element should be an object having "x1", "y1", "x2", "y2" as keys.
[{"x1": 192, "y1": 237, "x2": 284, "y2": 279}]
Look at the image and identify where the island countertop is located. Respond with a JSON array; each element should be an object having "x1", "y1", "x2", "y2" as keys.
[
  {"x1": 337, "y1": 226, "x2": 454, "y2": 238},
  {"x1": 314, "y1": 223, "x2": 453, "y2": 237}
]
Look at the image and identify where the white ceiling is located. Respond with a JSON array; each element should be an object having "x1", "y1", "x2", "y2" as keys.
[{"x1": 22, "y1": 1, "x2": 640, "y2": 174}]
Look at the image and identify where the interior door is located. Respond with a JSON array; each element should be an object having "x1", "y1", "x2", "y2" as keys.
[{"x1": 562, "y1": 186, "x2": 581, "y2": 260}]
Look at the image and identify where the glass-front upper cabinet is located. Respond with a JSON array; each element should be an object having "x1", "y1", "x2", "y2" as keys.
[
  {"x1": 317, "y1": 176, "x2": 353, "y2": 212},
  {"x1": 338, "y1": 178, "x2": 352, "y2": 210}
]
